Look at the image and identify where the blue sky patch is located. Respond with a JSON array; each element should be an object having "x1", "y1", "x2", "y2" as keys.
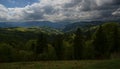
[{"x1": 0, "y1": 0, "x2": 39, "y2": 8}]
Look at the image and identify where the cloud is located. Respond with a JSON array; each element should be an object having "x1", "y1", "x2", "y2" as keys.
[
  {"x1": 112, "y1": 8, "x2": 120, "y2": 16},
  {"x1": 0, "y1": 4, "x2": 9, "y2": 21},
  {"x1": 0, "y1": 0, "x2": 120, "y2": 22}
]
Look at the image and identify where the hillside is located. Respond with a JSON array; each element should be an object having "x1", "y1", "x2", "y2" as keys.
[
  {"x1": 4, "y1": 27, "x2": 62, "y2": 34},
  {"x1": 0, "y1": 21, "x2": 119, "y2": 32},
  {"x1": 0, "y1": 27, "x2": 62, "y2": 44},
  {"x1": 0, "y1": 22, "x2": 119, "y2": 62},
  {"x1": 0, "y1": 60, "x2": 120, "y2": 69},
  {"x1": 0, "y1": 21, "x2": 68, "y2": 29}
]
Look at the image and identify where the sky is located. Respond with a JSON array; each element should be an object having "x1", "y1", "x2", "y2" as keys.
[
  {"x1": 0, "y1": 0, "x2": 39, "y2": 8},
  {"x1": 0, "y1": 0, "x2": 120, "y2": 22}
]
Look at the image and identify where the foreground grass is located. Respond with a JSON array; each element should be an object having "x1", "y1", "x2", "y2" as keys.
[{"x1": 0, "y1": 60, "x2": 120, "y2": 69}]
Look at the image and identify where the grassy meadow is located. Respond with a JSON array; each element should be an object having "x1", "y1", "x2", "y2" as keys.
[{"x1": 0, "y1": 59, "x2": 120, "y2": 69}]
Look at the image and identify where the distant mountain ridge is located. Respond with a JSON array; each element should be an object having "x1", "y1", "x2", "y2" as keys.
[
  {"x1": 0, "y1": 21, "x2": 68, "y2": 29},
  {"x1": 63, "y1": 21, "x2": 120, "y2": 32},
  {"x1": 62, "y1": 21, "x2": 104, "y2": 32},
  {"x1": 0, "y1": 21, "x2": 119, "y2": 32}
]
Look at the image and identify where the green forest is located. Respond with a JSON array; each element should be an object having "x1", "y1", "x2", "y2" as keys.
[{"x1": 0, "y1": 22, "x2": 120, "y2": 62}]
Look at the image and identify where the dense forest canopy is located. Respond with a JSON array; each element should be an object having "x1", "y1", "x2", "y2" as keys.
[{"x1": 0, "y1": 22, "x2": 120, "y2": 62}]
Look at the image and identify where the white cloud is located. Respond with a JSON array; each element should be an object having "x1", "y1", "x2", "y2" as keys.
[
  {"x1": 112, "y1": 8, "x2": 120, "y2": 16},
  {"x1": 95, "y1": 0, "x2": 113, "y2": 6},
  {"x1": 0, "y1": 4, "x2": 9, "y2": 21},
  {"x1": 0, "y1": 0, "x2": 119, "y2": 22}
]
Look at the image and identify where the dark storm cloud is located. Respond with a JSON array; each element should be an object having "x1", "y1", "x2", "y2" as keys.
[
  {"x1": 112, "y1": 0, "x2": 120, "y2": 5},
  {"x1": 63, "y1": 0, "x2": 82, "y2": 8},
  {"x1": 0, "y1": 0, "x2": 119, "y2": 22}
]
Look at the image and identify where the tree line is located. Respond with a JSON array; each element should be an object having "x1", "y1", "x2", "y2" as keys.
[{"x1": 0, "y1": 23, "x2": 120, "y2": 62}]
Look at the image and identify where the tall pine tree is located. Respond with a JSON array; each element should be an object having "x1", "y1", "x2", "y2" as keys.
[
  {"x1": 53, "y1": 34, "x2": 64, "y2": 60},
  {"x1": 112, "y1": 26, "x2": 120, "y2": 52},
  {"x1": 92, "y1": 25, "x2": 108, "y2": 59},
  {"x1": 73, "y1": 28, "x2": 84, "y2": 60},
  {"x1": 35, "y1": 33, "x2": 48, "y2": 57}
]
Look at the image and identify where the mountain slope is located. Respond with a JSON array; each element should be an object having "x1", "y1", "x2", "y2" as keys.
[
  {"x1": 0, "y1": 21, "x2": 67, "y2": 29},
  {"x1": 62, "y1": 21, "x2": 104, "y2": 32}
]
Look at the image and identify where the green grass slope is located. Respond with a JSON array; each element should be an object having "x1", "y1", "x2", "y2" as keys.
[
  {"x1": 0, "y1": 60, "x2": 120, "y2": 69},
  {"x1": 84, "y1": 60, "x2": 120, "y2": 69}
]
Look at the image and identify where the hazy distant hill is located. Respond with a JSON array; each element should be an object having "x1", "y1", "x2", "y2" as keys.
[
  {"x1": 0, "y1": 21, "x2": 119, "y2": 32},
  {"x1": 1, "y1": 27, "x2": 62, "y2": 34},
  {"x1": 62, "y1": 21, "x2": 104, "y2": 32},
  {"x1": 0, "y1": 21, "x2": 68, "y2": 29}
]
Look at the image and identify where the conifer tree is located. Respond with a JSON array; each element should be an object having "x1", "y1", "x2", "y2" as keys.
[
  {"x1": 73, "y1": 28, "x2": 84, "y2": 60},
  {"x1": 112, "y1": 26, "x2": 120, "y2": 52},
  {"x1": 35, "y1": 33, "x2": 48, "y2": 55},
  {"x1": 53, "y1": 34, "x2": 64, "y2": 60},
  {"x1": 92, "y1": 25, "x2": 107, "y2": 59}
]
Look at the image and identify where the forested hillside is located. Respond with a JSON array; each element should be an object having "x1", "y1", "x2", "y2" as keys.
[{"x1": 0, "y1": 22, "x2": 120, "y2": 62}]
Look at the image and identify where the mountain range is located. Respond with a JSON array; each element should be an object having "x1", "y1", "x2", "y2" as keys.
[{"x1": 0, "y1": 21, "x2": 119, "y2": 32}]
